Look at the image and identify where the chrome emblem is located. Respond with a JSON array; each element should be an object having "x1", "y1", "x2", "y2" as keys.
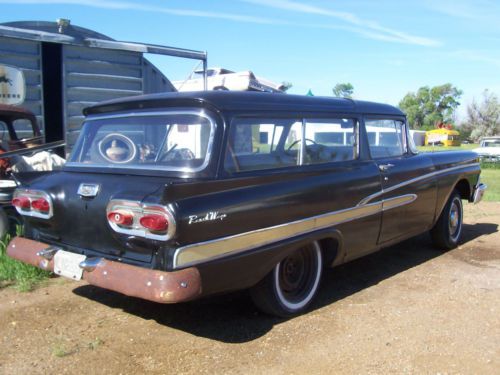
[
  {"x1": 188, "y1": 211, "x2": 227, "y2": 225},
  {"x1": 77, "y1": 183, "x2": 100, "y2": 198}
]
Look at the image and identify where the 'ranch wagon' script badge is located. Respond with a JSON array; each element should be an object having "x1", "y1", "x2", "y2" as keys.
[{"x1": 188, "y1": 212, "x2": 227, "y2": 225}]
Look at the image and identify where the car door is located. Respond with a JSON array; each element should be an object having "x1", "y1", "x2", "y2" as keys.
[
  {"x1": 301, "y1": 116, "x2": 382, "y2": 259},
  {"x1": 365, "y1": 117, "x2": 437, "y2": 244}
]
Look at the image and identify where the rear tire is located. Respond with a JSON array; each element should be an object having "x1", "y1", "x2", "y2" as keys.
[
  {"x1": 250, "y1": 241, "x2": 322, "y2": 317},
  {"x1": 430, "y1": 190, "x2": 463, "y2": 250}
]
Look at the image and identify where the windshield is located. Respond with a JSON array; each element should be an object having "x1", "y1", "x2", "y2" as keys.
[
  {"x1": 482, "y1": 140, "x2": 500, "y2": 147},
  {"x1": 67, "y1": 112, "x2": 215, "y2": 172}
]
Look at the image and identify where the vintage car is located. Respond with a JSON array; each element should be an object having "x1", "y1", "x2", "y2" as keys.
[
  {"x1": 472, "y1": 136, "x2": 500, "y2": 162},
  {"x1": 7, "y1": 92, "x2": 486, "y2": 317},
  {"x1": 173, "y1": 67, "x2": 285, "y2": 93},
  {"x1": 0, "y1": 104, "x2": 65, "y2": 237}
]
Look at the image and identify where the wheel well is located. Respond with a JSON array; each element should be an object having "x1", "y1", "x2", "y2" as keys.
[
  {"x1": 455, "y1": 179, "x2": 471, "y2": 200},
  {"x1": 318, "y1": 237, "x2": 340, "y2": 267}
]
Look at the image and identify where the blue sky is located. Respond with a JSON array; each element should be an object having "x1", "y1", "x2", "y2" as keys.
[{"x1": 1, "y1": 0, "x2": 499, "y2": 120}]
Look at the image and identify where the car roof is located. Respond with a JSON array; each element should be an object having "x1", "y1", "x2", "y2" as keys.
[
  {"x1": 84, "y1": 91, "x2": 405, "y2": 117},
  {"x1": 0, "y1": 104, "x2": 36, "y2": 119}
]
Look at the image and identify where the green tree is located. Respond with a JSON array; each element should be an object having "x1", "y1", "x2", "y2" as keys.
[
  {"x1": 398, "y1": 84, "x2": 462, "y2": 129},
  {"x1": 464, "y1": 90, "x2": 500, "y2": 141},
  {"x1": 332, "y1": 83, "x2": 354, "y2": 98},
  {"x1": 281, "y1": 81, "x2": 293, "y2": 92}
]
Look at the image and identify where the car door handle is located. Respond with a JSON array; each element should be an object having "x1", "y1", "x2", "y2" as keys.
[{"x1": 378, "y1": 163, "x2": 395, "y2": 172}]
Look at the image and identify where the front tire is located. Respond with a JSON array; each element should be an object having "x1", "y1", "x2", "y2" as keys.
[
  {"x1": 430, "y1": 190, "x2": 463, "y2": 250},
  {"x1": 250, "y1": 241, "x2": 323, "y2": 317}
]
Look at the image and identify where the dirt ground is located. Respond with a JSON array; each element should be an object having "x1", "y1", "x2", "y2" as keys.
[{"x1": 0, "y1": 202, "x2": 499, "y2": 375}]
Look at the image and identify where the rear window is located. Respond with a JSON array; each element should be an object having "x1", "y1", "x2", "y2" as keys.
[
  {"x1": 12, "y1": 118, "x2": 35, "y2": 140},
  {"x1": 67, "y1": 112, "x2": 215, "y2": 171}
]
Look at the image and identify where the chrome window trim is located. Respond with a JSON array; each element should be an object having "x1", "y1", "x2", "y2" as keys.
[
  {"x1": 226, "y1": 116, "x2": 360, "y2": 173},
  {"x1": 299, "y1": 118, "x2": 306, "y2": 166},
  {"x1": 302, "y1": 117, "x2": 359, "y2": 163},
  {"x1": 365, "y1": 118, "x2": 407, "y2": 159},
  {"x1": 173, "y1": 193, "x2": 417, "y2": 269},
  {"x1": 66, "y1": 110, "x2": 217, "y2": 173}
]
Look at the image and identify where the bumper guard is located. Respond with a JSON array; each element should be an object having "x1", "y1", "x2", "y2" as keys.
[{"x1": 472, "y1": 183, "x2": 487, "y2": 204}]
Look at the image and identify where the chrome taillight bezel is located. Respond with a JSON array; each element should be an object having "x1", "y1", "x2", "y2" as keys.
[
  {"x1": 12, "y1": 189, "x2": 54, "y2": 219},
  {"x1": 106, "y1": 199, "x2": 176, "y2": 241}
]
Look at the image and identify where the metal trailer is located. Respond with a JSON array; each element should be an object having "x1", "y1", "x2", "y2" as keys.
[{"x1": 0, "y1": 20, "x2": 207, "y2": 155}]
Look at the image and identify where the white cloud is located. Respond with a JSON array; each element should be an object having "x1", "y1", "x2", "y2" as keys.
[
  {"x1": 2, "y1": 0, "x2": 441, "y2": 46},
  {"x1": 243, "y1": 0, "x2": 441, "y2": 47},
  {"x1": 424, "y1": 0, "x2": 500, "y2": 21}
]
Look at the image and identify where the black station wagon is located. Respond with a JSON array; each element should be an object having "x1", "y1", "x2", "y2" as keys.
[{"x1": 8, "y1": 92, "x2": 486, "y2": 317}]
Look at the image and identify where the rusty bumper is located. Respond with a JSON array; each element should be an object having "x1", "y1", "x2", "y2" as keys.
[{"x1": 7, "y1": 237, "x2": 202, "y2": 303}]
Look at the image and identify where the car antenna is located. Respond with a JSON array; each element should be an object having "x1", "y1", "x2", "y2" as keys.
[{"x1": 176, "y1": 60, "x2": 204, "y2": 91}]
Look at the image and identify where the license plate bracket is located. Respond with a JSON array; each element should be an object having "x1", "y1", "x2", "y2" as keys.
[{"x1": 54, "y1": 250, "x2": 86, "y2": 280}]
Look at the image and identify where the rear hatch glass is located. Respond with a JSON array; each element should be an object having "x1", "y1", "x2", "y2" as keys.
[{"x1": 67, "y1": 111, "x2": 215, "y2": 172}]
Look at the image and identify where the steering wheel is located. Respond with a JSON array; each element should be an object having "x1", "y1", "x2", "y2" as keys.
[
  {"x1": 286, "y1": 138, "x2": 318, "y2": 153},
  {"x1": 98, "y1": 133, "x2": 137, "y2": 164},
  {"x1": 160, "y1": 145, "x2": 196, "y2": 162}
]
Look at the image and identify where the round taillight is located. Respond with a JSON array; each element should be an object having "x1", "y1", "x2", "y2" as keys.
[
  {"x1": 31, "y1": 198, "x2": 50, "y2": 213},
  {"x1": 107, "y1": 210, "x2": 134, "y2": 226},
  {"x1": 12, "y1": 196, "x2": 31, "y2": 209},
  {"x1": 139, "y1": 214, "x2": 168, "y2": 232}
]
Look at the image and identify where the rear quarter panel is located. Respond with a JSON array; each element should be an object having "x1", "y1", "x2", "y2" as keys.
[{"x1": 428, "y1": 151, "x2": 480, "y2": 221}]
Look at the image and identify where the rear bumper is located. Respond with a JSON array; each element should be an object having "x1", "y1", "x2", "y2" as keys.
[{"x1": 7, "y1": 237, "x2": 202, "y2": 303}]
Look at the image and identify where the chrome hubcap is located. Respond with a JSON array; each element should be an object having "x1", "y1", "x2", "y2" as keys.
[{"x1": 449, "y1": 200, "x2": 460, "y2": 238}]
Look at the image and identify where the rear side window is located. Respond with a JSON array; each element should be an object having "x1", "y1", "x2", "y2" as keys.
[
  {"x1": 225, "y1": 118, "x2": 301, "y2": 172},
  {"x1": 225, "y1": 117, "x2": 357, "y2": 173},
  {"x1": 366, "y1": 119, "x2": 406, "y2": 159}
]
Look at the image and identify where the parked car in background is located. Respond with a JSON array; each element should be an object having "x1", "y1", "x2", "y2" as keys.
[
  {"x1": 7, "y1": 92, "x2": 485, "y2": 317},
  {"x1": 0, "y1": 104, "x2": 65, "y2": 237},
  {"x1": 173, "y1": 67, "x2": 285, "y2": 93},
  {"x1": 472, "y1": 136, "x2": 500, "y2": 162}
]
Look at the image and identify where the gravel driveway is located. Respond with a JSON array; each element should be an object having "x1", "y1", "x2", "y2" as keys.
[{"x1": 1, "y1": 202, "x2": 499, "y2": 374}]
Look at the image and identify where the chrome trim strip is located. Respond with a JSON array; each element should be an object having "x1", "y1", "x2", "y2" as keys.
[
  {"x1": 358, "y1": 163, "x2": 480, "y2": 206},
  {"x1": 173, "y1": 194, "x2": 417, "y2": 269},
  {"x1": 382, "y1": 194, "x2": 417, "y2": 211}
]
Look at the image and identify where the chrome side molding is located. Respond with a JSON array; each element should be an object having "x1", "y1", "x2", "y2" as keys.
[{"x1": 173, "y1": 194, "x2": 417, "y2": 269}]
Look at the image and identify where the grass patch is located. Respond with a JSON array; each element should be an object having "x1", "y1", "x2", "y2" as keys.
[
  {"x1": 480, "y1": 169, "x2": 500, "y2": 202},
  {"x1": 88, "y1": 337, "x2": 104, "y2": 350},
  {"x1": 0, "y1": 234, "x2": 51, "y2": 291},
  {"x1": 51, "y1": 343, "x2": 73, "y2": 358}
]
